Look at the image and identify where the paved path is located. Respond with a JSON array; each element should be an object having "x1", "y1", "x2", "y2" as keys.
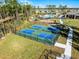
[
  {"x1": 56, "y1": 17, "x2": 73, "y2": 59},
  {"x1": 55, "y1": 42, "x2": 66, "y2": 49},
  {"x1": 60, "y1": 19, "x2": 64, "y2": 24},
  {"x1": 64, "y1": 27, "x2": 73, "y2": 59}
]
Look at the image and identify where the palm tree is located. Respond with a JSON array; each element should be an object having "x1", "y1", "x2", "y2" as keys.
[
  {"x1": 24, "y1": 3, "x2": 32, "y2": 21},
  {"x1": 32, "y1": 6, "x2": 36, "y2": 15},
  {"x1": 59, "y1": 5, "x2": 67, "y2": 14},
  {"x1": 0, "y1": 2, "x2": 3, "y2": 19},
  {"x1": 0, "y1": 0, "x2": 21, "y2": 35},
  {"x1": 47, "y1": 5, "x2": 56, "y2": 13},
  {"x1": 5, "y1": 0, "x2": 21, "y2": 20},
  {"x1": 46, "y1": 5, "x2": 51, "y2": 13},
  {"x1": 51, "y1": 5, "x2": 56, "y2": 8}
]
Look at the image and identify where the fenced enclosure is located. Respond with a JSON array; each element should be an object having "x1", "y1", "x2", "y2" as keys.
[{"x1": 16, "y1": 25, "x2": 60, "y2": 45}]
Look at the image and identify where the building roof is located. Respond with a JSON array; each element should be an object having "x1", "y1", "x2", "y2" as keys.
[{"x1": 66, "y1": 12, "x2": 79, "y2": 16}]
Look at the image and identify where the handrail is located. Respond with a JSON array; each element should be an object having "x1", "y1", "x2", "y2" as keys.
[{"x1": 0, "y1": 17, "x2": 15, "y2": 23}]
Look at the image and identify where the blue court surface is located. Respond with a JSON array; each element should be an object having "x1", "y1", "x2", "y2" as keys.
[
  {"x1": 17, "y1": 29, "x2": 36, "y2": 37},
  {"x1": 38, "y1": 32, "x2": 56, "y2": 40},
  {"x1": 16, "y1": 25, "x2": 60, "y2": 45},
  {"x1": 32, "y1": 25, "x2": 60, "y2": 33},
  {"x1": 32, "y1": 25, "x2": 45, "y2": 29},
  {"x1": 32, "y1": 25, "x2": 48, "y2": 31},
  {"x1": 20, "y1": 29, "x2": 35, "y2": 35},
  {"x1": 48, "y1": 27, "x2": 60, "y2": 33}
]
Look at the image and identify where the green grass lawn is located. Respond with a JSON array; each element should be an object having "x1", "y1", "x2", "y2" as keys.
[
  {"x1": 59, "y1": 19, "x2": 79, "y2": 32},
  {"x1": 0, "y1": 19, "x2": 79, "y2": 59},
  {"x1": 0, "y1": 33, "x2": 48, "y2": 59},
  {"x1": 63, "y1": 19, "x2": 79, "y2": 27},
  {"x1": 56, "y1": 19, "x2": 79, "y2": 28}
]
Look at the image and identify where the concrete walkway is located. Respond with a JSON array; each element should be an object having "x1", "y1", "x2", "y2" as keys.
[
  {"x1": 60, "y1": 19, "x2": 64, "y2": 24},
  {"x1": 55, "y1": 42, "x2": 66, "y2": 49},
  {"x1": 56, "y1": 17, "x2": 73, "y2": 59},
  {"x1": 64, "y1": 27, "x2": 73, "y2": 59}
]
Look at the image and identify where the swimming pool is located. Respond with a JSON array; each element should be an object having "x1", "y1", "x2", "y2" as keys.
[{"x1": 39, "y1": 14, "x2": 54, "y2": 19}]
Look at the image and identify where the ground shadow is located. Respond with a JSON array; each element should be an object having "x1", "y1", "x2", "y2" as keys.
[
  {"x1": 39, "y1": 49, "x2": 61, "y2": 59},
  {"x1": 56, "y1": 24, "x2": 79, "y2": 51},
  {"x1": 39, "y1": 49, "x2": 75, "y2": 59}
]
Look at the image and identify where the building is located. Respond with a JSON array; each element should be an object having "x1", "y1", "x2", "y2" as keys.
[
  {"x1": 65, "y1": 12, "x2": 79, "y2": 19},
  {"x1": 34, "y1": 8, "x2": 79, "y2": 13},
  {"x1": 33, "y1": 8, "x2": 79, "y2": 18}
]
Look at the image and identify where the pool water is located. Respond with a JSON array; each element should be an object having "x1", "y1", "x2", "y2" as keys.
[{"x1": 39, "y1": 14, "x2": 54, "y2": 19}]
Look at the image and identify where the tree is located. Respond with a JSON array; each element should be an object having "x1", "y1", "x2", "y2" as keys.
[
  {"x1": 59, "y1": 5, "x2": 68, "y2": 14},
  {"x1": 47, "y1": 5, "x2": 56, "y2": 8},
  {"x1": 46, "y1": 5, "x2": 56, "y2": 13},
  {"x1": 0, "y1": 1, "x2": 3, "y2": 19},
  {"x1": 32, "y1": 6, "x2": 36, "y2": 15},
  {"x1": 4, "y1": 0, "x2": 21, "y2": 20},
  {"x1": 23, "y1": 3, "x2": 32, "y2": 21}
]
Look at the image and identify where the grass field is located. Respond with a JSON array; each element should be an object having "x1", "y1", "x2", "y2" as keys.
[
  {"x1": 0, "y1": 20, "x2": 64, "y2": 59},
  {"x1": 63, "y1": 19, "x2": 79, "y2": 27},
  {"x1": 60, "y1": 19, "x2": 79, "y2": 32},
  {"x1": 0, "y1": 19, "x2": 79, "y2": 59},
  {"x1": 57, "y1": 35, "x2": 67, "y2": 44},
  {"x1": 56, "y1": 19, "x2": 79, "y2": 28},
  {"x1": 0, "y1": 33, "x2": 48, "y2": 59}
]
